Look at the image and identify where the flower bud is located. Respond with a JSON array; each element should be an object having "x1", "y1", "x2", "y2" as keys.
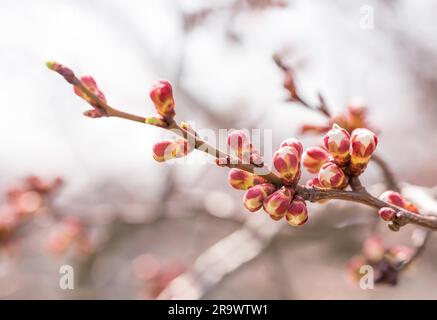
[
  {"x1": 323, "y1": 124, "x2": 351, "y2": 165},
  {"x1": 243, "y1": 183, "x2": 276, "y2": 212},
  {"x1": 379, "y1": 191, "x2": 406, "y2": 208},
  {"x1": 152, "y1": 140, "x2": 177, "y2": 162},
  {"x1": 379, "y1": 191, "x2": 419, "y2": 214},
  {"x1": 149, "y1": 80, "x2": 175, "y2": 119},
  {"x1": 272, "y1": 146, "x2": 301, "y2": 184},
  {"x1": 350, "y1": 128, "x2": 378, "y2": 174},
  {"x1": 280, "y1": 138, "x2": 303, "y2": 157},
  {"x1": 318, "y1": 162, "x2": 348, "y2": 189},
  {"x1": 227, "y1": 130, "x2": 263, "y2": 165},
  {"x1": 228, "y1": 169, "x2": 266, "y2": 190},
  {"x1": 152, "y1": 139, "x2": 190, "y2": 162},
  {"x1": 302, "y1": 147, "x2": 330, "y2": 174},
  {"x1": 285, "y1": 196, "x2": 308, "y2": 226},
  {"x1": 72, "y1": 76, "x2": 107, "y2": 117},
  {"x1": 378, "y1": 207, "x2": 396, "y2": 221},
  {"x1": 263, "y1": 187, "x2": 293, "y2": 220}
]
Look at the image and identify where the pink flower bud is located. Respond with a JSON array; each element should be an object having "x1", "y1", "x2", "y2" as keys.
[
  {"x1": 227, "y1": 130, "x2": 263, "y2": 165},
  {"x1": 379, "y1": 191, "x2": 419, "y2": 214},
  {"x1": 228, "y1": 169, "x2": 266, "y2": 190},
  {"x1": 379, "y1": 191, "x2": 407, "y2": 208},
  {"x1": 227, "y1": 130, "x2": 250, "y2": 158},
  {"x1": 73, "y1": 76, "x2": 107, "y2": 118},
  {"x1": 362, "y1": 236, "x2": 385, "y2": 263},
  {"x1": 378, "y1": 207, "x2": 396, "y2": 221},
  {"x1": 280, "y1": 138, "x2": 303, "y2": 157},
  {"x1": 272, "y1": 146, "x2": 301, "y2": 184},
  {"x1": 263, "y1": 187, "x2": 293, "y2": 220},
  {"x1": 318, "y1": 162, "x2": 348, "y2": 189},
  {"x1": 302, "y1": 147, "x2": 330, "y2": 174},
  {"x1": 323, "y1": 124, "x2": 351, "y2": 165},
  {"x1": 149, "y1": 80, "x2": 175, "y2": 119},
  {"x1": 285, "y1": 196, "x2": 308, "y2": 226},
  {"x1": 152, "y1": 140, "x2": 177, "y2": 162},
  {"x1": 243, "y1": 183, "x2": 276, "y2": 212},
  {"x1": 152, "y1": 139, "x2": 190, "y2": 162},
  {"x1": 350, "y1": 128, "x2": 378, "y2": 174}
]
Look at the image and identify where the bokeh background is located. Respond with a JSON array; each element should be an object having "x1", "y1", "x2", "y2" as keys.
[{"x1": 0, "y1": 0, "x2": 437, "y2": 299}]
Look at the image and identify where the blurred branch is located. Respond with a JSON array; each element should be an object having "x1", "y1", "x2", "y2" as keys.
[{"x1": 157, "y1": 215, "x2": 281, "y2": 299}]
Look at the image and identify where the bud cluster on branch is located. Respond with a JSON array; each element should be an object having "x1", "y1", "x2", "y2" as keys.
[{"x1": 46, "y1": 61, "x2": 437, "y2": 235}]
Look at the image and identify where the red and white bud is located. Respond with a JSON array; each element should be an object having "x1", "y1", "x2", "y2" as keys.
[
  {"x1": 263, "y1": 187, "x2": 293, "y2": 220},
  {"x1": 323, "y1": 124, "x2": 351, "y2": 165},
  {"x1": 152, "y1": 140, "x2": 177, "y2": 162},
  {"x1": 280, "y1": 138, "x2": 303, "y2": 157},
  {"x1": 362, "y1": 236, "x2": 385, "y2": 263},
  {"x1": 318, "y1": 162, "x2": 348, "y2": 189},
  {"x1": 228, "y1": 169, "x2": 266, "y2": 190},
  {"x1": 379, "y1": 191, "x2": 407, "y2": 208},
  {"x1": 285, "y1": 196, "x2": 308, "y2": 226},
  {"x1": 243, "y1": 183, "x2": 276, "y2": 212},
  {"x1": 227, "y1": 130, "x2": 249, "y2": 157},
  {"x1": 379, "y1": 191, "x2": 419, "y2": 214},
  {"x1": 149, "y1": 80, "x2": 175, "y2": 119},
  {"x1": 272, "y1": 146, "x2": 301, "y2": 184},
  {"x1": 378, "y1": 207, "x2": 396, "y2": 221},
  {"x1": 350, "y1": 128, "x2": 378, "y2": 174},
  {"x1": 227, "y1": 130, "x2": 262, "y2": 164},
  {"x1": 302, "y1": 147, "x2": 331, "y2": 174}
]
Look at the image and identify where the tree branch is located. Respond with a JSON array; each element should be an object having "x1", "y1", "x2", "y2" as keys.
[{"x1": 47, "y1": 63, "x2": 437, "y2": 232}]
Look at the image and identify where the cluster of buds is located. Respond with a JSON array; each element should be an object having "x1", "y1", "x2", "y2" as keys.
[
  {"x1": 301, "y1": 98, "x2": 374, "y2": 135},
  {"x1": 302, "y1": 124, "x2": 378, "y2": 189},
  {"x1": 132, "y1": 253, "x2": 185, "y2": 299},
  {"x1": 227, "y1": 130, "x2": 263, "y2": 166},
  {"x1": 228, "y1": 138, "x2": 308, "y2": 226},
  {"x1": 0, "y1": 176, "x2": 63, "y2": 254},
  {"x1": 46, "y1": 216, "x2": 91, "y2": 256},
  {"x1": 346, "y1": 236, "x2": 413, "y2": 286}
]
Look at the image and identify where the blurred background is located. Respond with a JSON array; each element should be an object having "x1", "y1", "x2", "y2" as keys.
[{"x1": 0, "y1": 0, "x2": 437, "y2": 299}]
